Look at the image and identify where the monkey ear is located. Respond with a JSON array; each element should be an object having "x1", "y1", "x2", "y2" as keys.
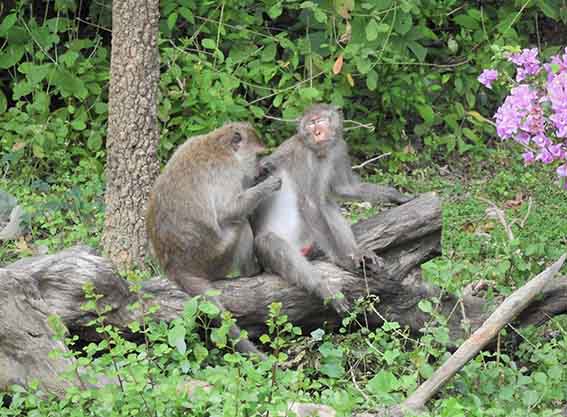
[{"x1": 230, "y1": 132, "x2": 242, "y2": 150}]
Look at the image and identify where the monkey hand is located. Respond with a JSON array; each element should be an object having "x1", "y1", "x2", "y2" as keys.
[
  {"x1": 259, "y1": 158, "x2": 277, "y2": 177},
  {"x1": 257, "y1": 175, "x2": 282, "y2": 194},
  {"x1": 320, "y1": 282, "x2": 350, "y2": 315},
  {"x1": 391, "y1": 190, "x2": 415, "y2": 205},
  {"x1": 330, "y1": 295, "x2": 351, "y2": 316},
  {"x1": 254, "y1": 159, "x2": 277, "y2": 184}
]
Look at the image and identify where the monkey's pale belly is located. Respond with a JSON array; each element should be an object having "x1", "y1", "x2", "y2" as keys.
[{"x1": 262, "y1": 173, "x2": 305, "y2": 249}]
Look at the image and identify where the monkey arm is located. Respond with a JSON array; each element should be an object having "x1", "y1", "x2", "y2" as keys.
[
  {"x1": 219, "y1": 177, "x2": 282, "y2": 225},
  {"x1": 333, "y1": 180, "x2": 413, "y2": 204},
  {"x1": 331, "y1": 153, "x2": 413, "y2": 205},
  {"x1": 258, "y1": 137, "x2": 296, "y2": 173}
]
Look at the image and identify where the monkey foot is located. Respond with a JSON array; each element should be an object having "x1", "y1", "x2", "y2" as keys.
[{"x1": 351, "y1": 250, "x2": 384, "y2": 273}]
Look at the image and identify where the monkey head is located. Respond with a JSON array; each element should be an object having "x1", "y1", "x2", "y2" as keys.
[
  {"x1": 224, "y1": 122, "x2": 267, "y2": 185},
  {"x1": 298, "y1": 104, "x2": 344, "y2": 155}
]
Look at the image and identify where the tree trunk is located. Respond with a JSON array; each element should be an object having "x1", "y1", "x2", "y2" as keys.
[{"x1": 102, "y1": 0, "x2": 160, "y2": 270}]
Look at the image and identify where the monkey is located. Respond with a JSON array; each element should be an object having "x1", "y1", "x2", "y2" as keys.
[
  {"x1": 146, "y1": 122, "x2": 281, "y2": 357},
  {"x1": 252, "y1": 104, "x2": 413, "y2": 315}
]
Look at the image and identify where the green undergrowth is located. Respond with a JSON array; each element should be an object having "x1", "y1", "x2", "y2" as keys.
[{"x1": 1, "y1": 151, "x2": 567, "y2": 416}]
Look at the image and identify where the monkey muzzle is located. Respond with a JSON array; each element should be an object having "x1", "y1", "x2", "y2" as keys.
[{"x1": 313, "y1": 128, "x2": 329, "y2": 143}]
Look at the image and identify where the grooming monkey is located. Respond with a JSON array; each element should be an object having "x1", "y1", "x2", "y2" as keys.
[
  {"x1": 252, "y1": 104, "x2": 412, "y2": 314},
  {"x1": 146, "y1": 122, "x2": 281, "y2": 356}
]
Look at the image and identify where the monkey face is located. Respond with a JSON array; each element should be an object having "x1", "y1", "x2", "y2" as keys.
[
  {"x1": 305, "y1": 116, "x2": 332, "y2": 143},
  {"x1": 299, "y1": 104, "x2": 343, "y2": 150}
]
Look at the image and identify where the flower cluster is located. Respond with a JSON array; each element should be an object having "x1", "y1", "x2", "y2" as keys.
[
  {"x1": 507, "y1": 48, "x2": 541, "y2": 81},
  {"x1": 479, "y1": 47, "x2": 567, "y2": 188}
]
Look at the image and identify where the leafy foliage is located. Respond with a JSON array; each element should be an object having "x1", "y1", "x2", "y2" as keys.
[
  {"x1": 1, "y1": 0, "x2": 566, "y2": 177},
  {"x1": 1, "y1": 1, "x2": 567, "y2": 416}
]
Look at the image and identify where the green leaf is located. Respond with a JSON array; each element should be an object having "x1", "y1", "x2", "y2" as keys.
[
  {"x1": 394, "y1": 12, "x2": 412, "y2": 35},
  {"x1": 193, "y1": 343, "x2": 208, "y2": 363},
  {"x1": 167, "y1": 12, "x2": 178, "y2": 31},
  {"x1": 0, "y1": 90, "x2": 6, "y2": 114},
  {"x1": 167, "y1": 324, "x2": 187, "y2": 354},
  {"x1": 201, "y1": 38, "x2": 216, "y2": 49},
  {"x1": 199, "y1": 300, "x2": 220, "y2": 317},
  {"x1": 417, "y1": 104, "x2": 435, "y2": 124},
  {"x1": 314, "y1": 8, "x2": 327, "y2": 23},
  {"x1": 407, "y1": 41, "x2": 427, "y2": 62},
  {"x1": 0, "y1": 45, "x2": 25, "y2": 69},
  {"x1": 71, "y1": 119, "x2": 86, "y2": 131},
  {"x1": 268, "y1": 3, "x2": 283, "y2": 19},
  {"x1": 19, "y1": 63, "x2": 52, "y2": 85},
  {"x1": 13, "y1": 80, "x2": 33, "y2": 100},
  {"x1": 320, "y1": 362, "x2": 345, "y2": 378},
  {"x1": 60, "y1": 51, "x2": 79, "y2": 67},
  {"x1": 375, "y1": 0, "x2": 392, "y2": 10},
  {"x1": 366, "y1": 19, "x2": 379, "y2": 41},
  {"x1": 183, "y1": 297, "x2": 198, "y2": 320},
  {"x1": 94, "y1": 102, "x2": 107, "y2": 115},
  {"x1": 453, "y1": 14, "x2": 480, "y2": 30},
  {"x1": 0, "y1": 13, "x2": 17, "y2": 37},
  {"x1": 87, "y1": 134, "x2": 103, "y2": 151},
  {"x1": 261, "y1": 43, "x2": 277, "y2": 62},
  {"x1": 179, "y1": 7, "x2": 194, "y2": 23},
  {"x1": 366, "y1": 69, "x2": 378, "y2": 91},
  {"x1": 210, "y1": 327, "x2": 227, "y2": 348},
  {"x1": 521, "y1": 390, "x2": 539, "y2": 406},
  {"x1": 418, "y1": 299, "x2": 433, "y2": 313},
  {"x1": 50, "y1": 69, "x2": 88, "y2": 99},
  {"x1": 538, "y1": 0, "x2": 560, "y2": 20},
  {"x1": 463, "y1": 128, "x2": 480, "y2": 144},
  {"x1": 367, "y1": 371, "x2": 399, "y2": 395},
  {"x1": 298, "y1": 87, "x2": 321, "y2": 100}
]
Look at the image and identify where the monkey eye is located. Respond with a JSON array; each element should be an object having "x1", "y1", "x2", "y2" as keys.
[{"x1": 231, "y1": 132, "x2": 242, "y2": 145}]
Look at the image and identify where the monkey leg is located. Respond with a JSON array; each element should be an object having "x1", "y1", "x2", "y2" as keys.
[
  {"x1": 171, "y1": 273, "x2": 266, "y2": 359},
  {"x1": 234, "y1": 223, "x2": 262, "y2": 277},
  {"x1": 254, "y1": 232, "x2": 350, "y2": 315}
]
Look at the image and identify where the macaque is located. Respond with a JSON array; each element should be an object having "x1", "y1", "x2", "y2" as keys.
[
  {"x1": 146, "y1": 122, "x2": 281, "y2": 356},
  {"x1": 252, "y1": 104, "x2": 412, "y2": 314}
]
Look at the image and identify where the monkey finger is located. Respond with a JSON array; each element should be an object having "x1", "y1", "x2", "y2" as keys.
[{"x1": 331, "y1": 297, "x2": 350, "y2": 316}]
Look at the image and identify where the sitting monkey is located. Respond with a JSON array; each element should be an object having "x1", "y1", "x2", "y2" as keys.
[
  {"x1": 252, "y1": 104, "x2": 412, "y2": 314},
  {"x1": 146, "y1": 122, "x2": 281, "y2": 357}
]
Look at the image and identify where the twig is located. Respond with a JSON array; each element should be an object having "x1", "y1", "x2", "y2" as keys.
[
  {"x1": 262, "y1": 114, "x2": 297, "y2": 123},
  {"x1": 479, "y1": 197, "x2": 515, "y2": 241},
  {"x1": 344, "y1": 119, "x2": 376, "y2": 132},
  {"x1": 519, "y1": 197, "x2": 533, "y2": 228},
  {"x1": 75, "y1": 17, "x2": 111, "y2": 32},
  {"x1": 352, "y1": 153, "x2": 391, "y2": 170},
  {"x1": 400, "y1": 255, "x2": 566, "y2": 414},
  {"x1": 350, "y1": 368, "x2": 370, "y2": 402}
]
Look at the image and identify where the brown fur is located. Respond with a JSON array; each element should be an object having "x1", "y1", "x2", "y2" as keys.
[{"x1": 147, "y1": 122, "x2": 281, "y2": 356}]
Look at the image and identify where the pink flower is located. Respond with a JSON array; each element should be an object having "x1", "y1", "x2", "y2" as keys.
[
  {"x1": 478, "y1": 69, "x2": 499, "y2": 89},
  {"x1": 507, "y1": 48, "x2": 541, "y2": 82},
  {"x1": 522, "y1": 151, "x2": 535, "y2": 165},
  {"x1": 557, "y1": 163, "x2": 567, "y2": 177},
  {"x1": 544, "y1": 47, "x2": 567, "y2": 82}
]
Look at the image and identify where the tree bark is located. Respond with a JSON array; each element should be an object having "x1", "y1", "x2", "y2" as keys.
[{"x1": 102, "y1": 0, "x2": 160, "y2": 270}]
